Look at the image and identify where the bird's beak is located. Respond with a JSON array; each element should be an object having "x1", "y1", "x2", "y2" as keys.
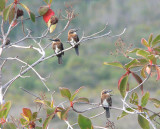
[
  {"x1": 49, "y1": 39, "x2": 56, "y2": 41},
  {"x1": 74, "y1": 28, "x2": 80, "y2": 32}
]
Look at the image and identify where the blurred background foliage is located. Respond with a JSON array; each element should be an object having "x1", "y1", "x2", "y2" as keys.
[{"x1": 1, "y1": 0, "x2": 160, "y2": 128}]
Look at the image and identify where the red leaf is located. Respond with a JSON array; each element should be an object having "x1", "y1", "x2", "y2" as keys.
[
  {"x1": 147, "y1": 47, "x2": 152, "y2": 52},
  {"x1": 43, "y1": 9, "x2": 55, "y2": 23},
  {"x1": 156, "y1": 66, "x2": 160, "y2": 80},
  {"x1": 131, "y1": 72, "x2": 143, "y2": 95},
  {"x1": 0, "y1": 118, "x2": 6, "y2": 124},
  {"x1": 118, "y1": 72, "x2": 128, "y2": 90},
  {"x1": 22, "y1": 108, "x2": 32, "y2": 121},
  {"x1": 70, "y1": 101, "x2": 73, "y2": 107}
]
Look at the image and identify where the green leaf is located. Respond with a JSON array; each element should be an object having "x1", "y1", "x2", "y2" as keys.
[
  {"x1": 46, "y1": 107, "x2": 55, "y2": 116},
  {"x1": 23, "y1": 108, "x2": 32, "y2": 121},
  {"x1": 128, "y1": 48, "x2": 140, "y2": 53},
  {"x1": 130, "y1": 92, "x2": 139, "y2": 105},
  {"x1": 35, "y1": 127, "x2": 42, "y2": 129},
  {"x1": 19, "y1": 3, "x2": 29, "y2": 13},
  {"x1": 78, "y1": 114, "x2": 93, "y2": 129},
  {"x1": 0, "y1": 0, "x2": 5, "y2": 11},
  {"x1": 49, "y1": 0, "x2": 53, "y2": 4},
  {"x1": 141, "y1": 38, "x2": 149, "y2": 47},
  {"x1": 153, "y1": 47, "x2": 160, "y2": 53},
  {"x1": 21, "y1": 113, "x2": 29, "y2": 122},
  {"x1": 147, "y1": 55, "x2": 156, "y2": 64},
  {"x1": 32, "y1": 112, "x2": 37, "y2": 120},
  {"x1": 70, "y1": 86, "x2": 84, "y2": 101},
  {"x1": 9, "y1": 7, "x2": 15, "y2": 24},
  {"x1": 38, "y1": 6, "x2": 49, "y2": 16},
  {"x1": 30, "y1": 12, "x2": 35, "y2": 22},
  {"x1": 117, "y1": 108, "x2": 133, "y2": 120},
  {"x1": 104, "y1": 62, "x2": 124, "y2": 68},
  {"x1": 120, "y1": 75, "x2": 128, "y2": 98},
  {"x1": 127, "y1": 58, "x2": 148, "y2": 68},
  {"x1": 141, "y1": 66, "x2": 147, "y2": 78},
  {"x1": 149, "y1": 98, "x2": 160, "y2": 108},
  {"x1": 148, "y1": 33, "x2": 153, "y2": 46},
  {"x1": 131, "y1": 72, "x2": 143, "y2": 95},
  {"x1": 56, "y1": 107, "x2": 70, "y2": 120},
  {"x1": 0, "y1": 108, "x2": 7, "y2": 118},
  {"x1": 3, "y1": 122, "x2": 17, "y2": 129},
  {"x1": 19, "y1": 3, "x2": 35, "y2": 22},
  {"x1": 43, "y1": 113, "x2": 55, "y2": 129},
  {"x1": 60, "y1": 107, "x2": 70, "y2": 120},
  {"x1": 20, "y1": 118, "x2": 28, "y2": 126},
  {"x1": 74, "y1": 97, "x2": 89, "y2": 103},
  {"x1": 136, "y1": 50, "x2": 150, "y2": 59},
  {"x1": 118, "y1": 73, "x2": 128, "y2": 89},
  {"x1": 137, "y1": 59, "x2": 149, "y2": 66},
  {"x1": 154, "y1": 103, "x2": 160, "y2": 108},
  {"x1": 125, "y1": 59, "x2": 138, "y2": 69},
  {"x1": 149, "y1": 114, "x2": 157, "y2": 120},
  {"x1": 43, "y1": 0, "x2": 48, "y2": 4},
  {"x1": 3, "y1": 101, "x2": 11, "y2": 119},
  {"x1": 38, "y1": 118, "x2": 42, "y2": 123},
  {"x1": 152, "y1": 34, "x2": 160, "y2": 47},
  {"x1": 59, "y1": 87, "x2": 71, "y2": 100},
  {"x1": 35, "y1": 100, "x2": 50, "y2": 107},
  {"x1": 141, "y1": 92, "x2": 150, "y2": 107},
  {"x1": 138, "y1": 115, "x2": 150, "y2": 129},
  {"x1": 3, "y1": 3, "x2": 13, "y2": 21}
]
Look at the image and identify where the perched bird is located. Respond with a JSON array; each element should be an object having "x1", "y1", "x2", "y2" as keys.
[
  {"x1": 101, "y1": 89, "x2": 112, "y2": 118},
  {"x1": 50, "y1": 38, "x2": 64, "y2": 64},
  {"x1": 68, "y1": 29, "x2": 79, "y2": 56}
]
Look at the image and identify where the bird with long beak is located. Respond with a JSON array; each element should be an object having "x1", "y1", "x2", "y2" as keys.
[
  {"x1": 50, "y1": 38, "x2": 64, "y2": 64},
  {"x1": 101, "y1": 89, "x2": 112, "y2": 118},
  {"x1": 68, "y1": 29, "x2": 79, "y2": 56}
]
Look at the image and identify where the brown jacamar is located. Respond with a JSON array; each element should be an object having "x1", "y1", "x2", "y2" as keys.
[
  {"x1": 68, "y1": 29, "x2": 79, "y2": 56},
  {"x1": 101, "y1": 89, "x2": 112, "y2": 118},
  {"x1": 50, "y1": 38, "x2": 64, "y2": 64}
]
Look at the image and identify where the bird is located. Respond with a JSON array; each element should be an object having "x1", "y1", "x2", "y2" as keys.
[
  {"x1": 101, "y1": 89, "x2": 112, "y2": 118},
  {"x1": 50, "y1": 38, "x2": 64, "y2": 64},
  {"x1": 68, "y1": 29, "x2": 80, "y2": 56}
]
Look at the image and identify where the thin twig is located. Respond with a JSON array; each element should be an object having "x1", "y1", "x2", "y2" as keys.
[{"x1": 19, "y1": 87, "x2": 40, "y2": 99}]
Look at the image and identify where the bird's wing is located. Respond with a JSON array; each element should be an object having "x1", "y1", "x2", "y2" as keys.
[
  {"x1": 52, "y1": 42, "x2": 56, "y2": 49},
  {"x1": 61, "y1": 43, "x2": 64, "y2": 55},
  {"x1": 73, "y1": 35, "x2": 79, "y2": 43},
  {"x1": 107, "y1": 96, "x2": 112, "y2": 106}
]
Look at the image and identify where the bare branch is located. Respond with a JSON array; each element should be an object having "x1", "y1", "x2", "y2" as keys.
[
  {"x1": 84, "y1": 23, "x2": 108, "y2": 39},
  {"x1": 2, "y1": 56, "x2": 50, "y2": 95},
  {"x1": 19, "y1": 87, "x2": 40, "y2": 99},
  {"x1": 1, "y1": 15, "x2": 5, "y2": 38},
  {"x1": 0, "y1": 59, "x2": 7, "y2": 70}
]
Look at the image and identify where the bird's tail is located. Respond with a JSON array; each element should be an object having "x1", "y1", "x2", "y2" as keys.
[
  {"x1": 58, "y1": 56, "x2": 62, "y2": 64},
  {"x1": 74, "y1": 45, "x2": 79, "y2": 56},
  {"x1": 105, "y1": 107, "x2": 110, "y2": 118}
]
